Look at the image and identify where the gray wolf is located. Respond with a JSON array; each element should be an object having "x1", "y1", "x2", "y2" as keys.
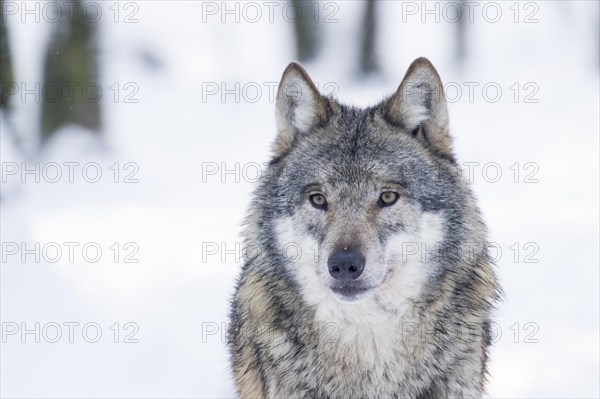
[{"x1": 227, "y1": 57, "x2": 500, "y2": 398}]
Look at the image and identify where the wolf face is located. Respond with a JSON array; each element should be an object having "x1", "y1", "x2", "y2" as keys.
[
  {"x1": 230, "y1": 58, "x2": 500, "y2": 398},
  {"x1": 266, "y1": 59, "x2": 468, "y2": 305}
]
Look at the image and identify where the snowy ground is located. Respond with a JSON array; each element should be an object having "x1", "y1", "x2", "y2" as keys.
[{"x1": 1, "y1": 1, "x2": 599, "y2": 397}]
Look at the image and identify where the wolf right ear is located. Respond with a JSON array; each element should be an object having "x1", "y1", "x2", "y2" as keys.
[
  {"x1": 385, "y1": 57, "x2": 454, "y2": 160},
  {"x1": 274, "y1": 62, "x2": 329, "y2": 156}
]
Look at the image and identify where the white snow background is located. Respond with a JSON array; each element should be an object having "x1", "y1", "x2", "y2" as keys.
[{"x1": 1, "y1": 1, "x2": 598, "y2": 397}]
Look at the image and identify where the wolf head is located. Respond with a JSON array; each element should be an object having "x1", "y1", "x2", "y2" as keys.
[{"x1": 246, "y1": 58, "x2": 487, "y2": 307}]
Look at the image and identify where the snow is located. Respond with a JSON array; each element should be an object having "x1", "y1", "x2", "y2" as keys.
[{"x1": 1, "y1": 1, "x2": 598, "y2": 397}]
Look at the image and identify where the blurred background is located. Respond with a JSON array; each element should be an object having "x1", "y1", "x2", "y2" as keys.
[{"x1": 1, "y1": 0, "x2": 599, "y2": 397}]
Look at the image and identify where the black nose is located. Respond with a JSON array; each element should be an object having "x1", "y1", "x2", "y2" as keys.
[{"x1": 327, "y1": 249, "x2": 365, "y2": 281}]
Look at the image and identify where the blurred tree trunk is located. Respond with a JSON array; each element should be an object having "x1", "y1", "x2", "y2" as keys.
[
  {"x1": 455, "y1": 0, "x2": 467, "y2": 66},
  {"x1": 293, "y1": 0, "x2": 319, "y2": 61},
  {"x1": 359, "y1": 0, "x2": 378, "y2": 75},
  {"x1": 1, "y1": 0, "x2": 15, "y2": 109},
  {"x1": 41, "y1": 0, "x2": 101, "y2": 141}
]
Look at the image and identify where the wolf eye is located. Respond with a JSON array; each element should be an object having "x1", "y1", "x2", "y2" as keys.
[
  {"x1": 411, "y1": 125, "x2": 421, "y2": 138},
  {"x1": 309, "y1": 193, "x2": 327, "y2": 210},
  {"x1": 378, "y1": 191, "x2": 399, "y2": 207}
]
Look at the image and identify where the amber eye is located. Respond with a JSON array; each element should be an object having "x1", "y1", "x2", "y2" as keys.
[
  {"x1": 309, "y1": 193, "x2": 327, "y2": 210},
  {"x1": 379, "y1": 191, "x2": 399, "y2": 207}
]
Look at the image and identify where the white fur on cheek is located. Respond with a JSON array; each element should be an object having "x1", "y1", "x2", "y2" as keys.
[
  {"x1": 274, "y1": 216, "x2": 330, "y2": 306},
  {"x1": 378, "y1": 211, "x2": 445, "y2": 305}
]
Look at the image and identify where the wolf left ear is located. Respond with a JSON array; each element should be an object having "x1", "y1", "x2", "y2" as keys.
[
  {"x1": 385, "y1": 57, "x2": 453, "y2": 160},
  {"x1": 274, "y1": 62, "x2": 329, "y2": 156}
]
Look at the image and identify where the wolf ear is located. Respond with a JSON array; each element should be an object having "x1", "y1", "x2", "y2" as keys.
[
  {"x1": 274, "y1": 62, "x2": 329, "y2": 155},
  {"x1": 385, "y1": 57, "x2": 453, "y2": 160}
]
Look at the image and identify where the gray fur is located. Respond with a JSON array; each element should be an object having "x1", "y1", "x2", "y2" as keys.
[{"x1": 228, "y1": 58, "x2": 500, "y2": 398}]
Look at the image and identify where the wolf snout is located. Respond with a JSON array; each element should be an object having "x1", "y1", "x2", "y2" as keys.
[{"x1": 327, "y1": 249, "x2": 365, "y2": 282}]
